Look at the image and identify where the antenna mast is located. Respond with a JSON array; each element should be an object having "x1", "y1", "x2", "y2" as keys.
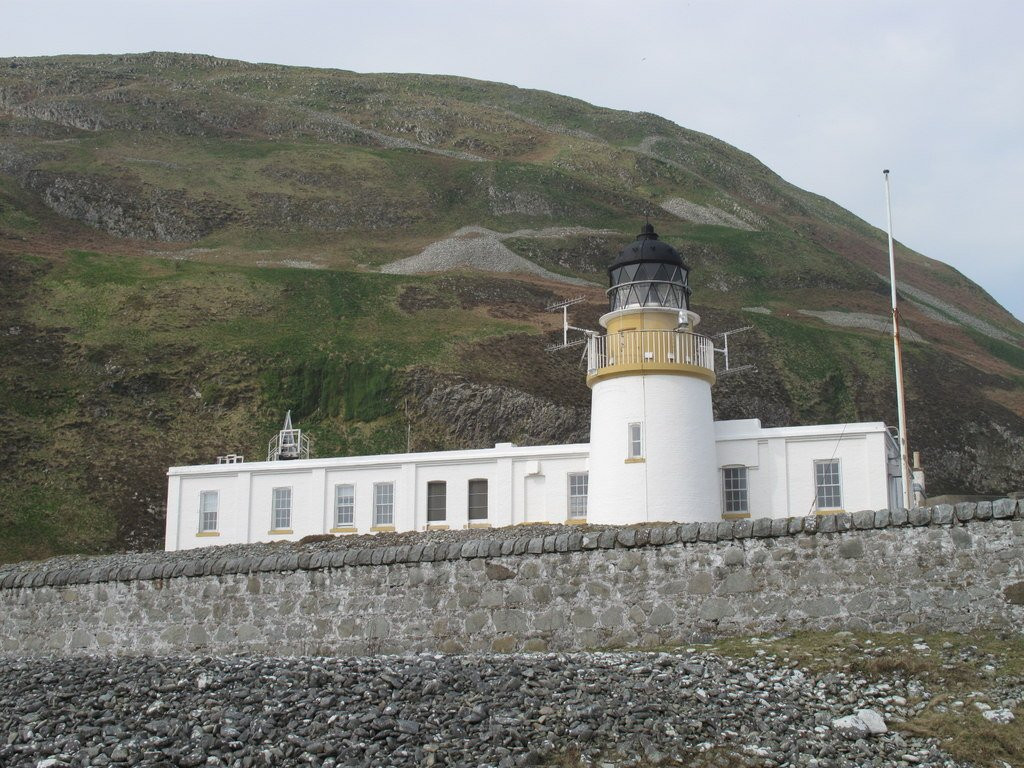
[
  {"x1": 884, "y1": 170, "x2": 913, "y2": 509},
  {"x1": 545, "y1": 296, "x2": 590, "y2": 351},
  {"x1": 712, "y1": 327, "x2": 756, "y2": 376}
]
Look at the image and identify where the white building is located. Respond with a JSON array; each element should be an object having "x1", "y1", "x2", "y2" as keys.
[{"x1": 165, "y1": 225, "x2": 903, "y2": 551}]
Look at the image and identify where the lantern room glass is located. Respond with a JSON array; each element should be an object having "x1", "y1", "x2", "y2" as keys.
[{"x1": 608, "y1": 261, "x2": 689, "y2": 311}]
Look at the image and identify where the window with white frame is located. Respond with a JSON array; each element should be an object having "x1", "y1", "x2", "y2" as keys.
[
  {"x1": 374, "y1": 482, "x2": 395, "y2": 526},
  {"x1": 334, "y1": 484, "x2": 355, "y2": 528},
  {"x1": 722, "y1": 467, "x2": 748, "y2": 515},
  {"x1": 198, "y1": 490, "x2": 219, "y2": 532},
  {"x1": 468, "y1": 479, "x2": 488, "y2": 521},
  {"x1": 568, "y1": 472, "x2": 588, "y2": 518},
  {"x1": 271, "y1": 487, "x2": 292, "y2": 530},
  {"x1": 628, "y1": 422, "x2": 643, "y2": 459},
  {"x1": 427, "y1": 481, "x2": 447, "y2": 522},
  {"x1": 815, "y1": 460, "x2": 842, "y2": 510}
]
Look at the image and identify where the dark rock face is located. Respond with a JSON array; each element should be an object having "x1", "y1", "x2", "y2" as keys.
[
  {"x1": 1005, "y1": 581, "x2": 1024, "y2": 606},
  {"x1": 248, "y1": 191, "x2": 422, "y2": 233},
  {"x1": 24, "y1": 171, "x2": 238, "y2": 241},
  {"x1": 406, "y1": 368, "x2": 590, "y2": 449}
]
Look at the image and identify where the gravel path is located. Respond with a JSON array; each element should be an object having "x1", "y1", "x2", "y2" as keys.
[
  {"x1": 0, "y1": 650, "x2": 970, "y2": 768},
  {"x1": 659, "y1": 198, "x2": 756, "y2": 231},
  {"x1": 797, "y1": 310, "x2": 925, "y2": 343},
  {"x1": 874, "y1": 273, "x2": 1018, "y2": 343},
  {"x1": 296, "y1": 106, "x2": 487, "y2": 163},
  {"x1": 380, "y1": 226, "x2": 605, "y2": 286}
]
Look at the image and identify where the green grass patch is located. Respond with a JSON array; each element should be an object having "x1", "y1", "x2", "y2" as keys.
[
  {"x1": 64, "y1": 250, "x2": 153, "y2": 286},
  {"x1": 21, "y1": 249, "x2": 536, "y2": 489},
  {"x1": 966, "y1": 328, "x2": 1024, "y2": 371},
  {"x1": 261, "y1": 358, "x2": 396, "y2": 423},
  {"x1": 752, "y1": 313, "x2": 888, "y2": 378},
  {"x1": 0, "y1": 206, "x2": 39, "y2": 235},
  {"x1": 0, "y1": 482, "x2": 117, "y2": 563},
  {"x1": 36, "y1": 252, "x2": 533, "y2": 365}
]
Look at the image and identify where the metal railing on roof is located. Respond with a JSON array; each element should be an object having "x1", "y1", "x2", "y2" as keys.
[
  {"x1": 267, "y1": 428, "x2": 313, "y2": 461},
  {"x1": 587, "y1": 329, "x2": 715, "y2": 374}
]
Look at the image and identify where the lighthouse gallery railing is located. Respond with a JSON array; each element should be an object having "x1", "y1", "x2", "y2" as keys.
[{"x1": 587, "y1": 329, "x2": 715, "y2": 374}]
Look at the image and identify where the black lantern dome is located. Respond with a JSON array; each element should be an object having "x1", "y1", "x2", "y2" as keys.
[{"x1": 607, "y1": 223, "x2": 691, "y2": 311}]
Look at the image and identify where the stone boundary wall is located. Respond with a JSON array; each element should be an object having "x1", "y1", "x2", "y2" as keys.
[{"x1": 2, "y1": 500, "x2": 1023, "y2": 657}]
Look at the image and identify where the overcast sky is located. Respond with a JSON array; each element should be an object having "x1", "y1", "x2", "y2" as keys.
[{"x1": 6, "y1": 0, "x2": 1023, "y2": 321}]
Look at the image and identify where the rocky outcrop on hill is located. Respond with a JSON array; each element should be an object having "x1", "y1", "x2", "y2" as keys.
[
  {"x1": 405, "y1": 369, "x2": 590, "y2": 450},
  {"x1": 25, "y1": 171, "x2": 238, "y2": 241},
  {"x1": 249, "y1": 191, "x2": 421, "y2": 233}
]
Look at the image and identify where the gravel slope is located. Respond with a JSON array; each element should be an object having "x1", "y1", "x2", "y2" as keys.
[
  {"x1": 380, "y1": 226, "x2": 604, "y2": 286},
  {"x1": 0, "y1": 650, "x2": 972, "y2": 768}
]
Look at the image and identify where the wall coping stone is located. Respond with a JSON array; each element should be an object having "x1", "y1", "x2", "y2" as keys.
[
  {"x1": 932, "y1": 504, "x2": 955, "y2": 525},
  {"x1": 0, "y1": 499, "x2": 1019, "y2": 592}
]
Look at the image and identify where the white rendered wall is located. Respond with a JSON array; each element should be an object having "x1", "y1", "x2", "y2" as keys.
[
  {"x1": 165, "y1": 422, "x2": 898, "y2": 551},
  {"x1": 588, "y1": 373, "x2": 720, "y2": 525},
  {"x1": 166, "y1": 446, "x2": 589, "y2": 551},
  {"x1": 714, "y1": 421, "x2": 896, "y2": 519},
  {"x1": 781, "y1": 432, "x2": 890, "y2": 515}
]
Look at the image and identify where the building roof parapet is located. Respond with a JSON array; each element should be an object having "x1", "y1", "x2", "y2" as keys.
[{"x1": 168, "y1": 442, "x2": 591, "y2": 476}]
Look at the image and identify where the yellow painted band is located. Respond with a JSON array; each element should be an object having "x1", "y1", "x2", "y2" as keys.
[
  {"x1": 195, "y1": 531, "x2": 220, "y2": 537},
  {"x1": 587, "y1": 362, "x2": 716, "y2": 387}
]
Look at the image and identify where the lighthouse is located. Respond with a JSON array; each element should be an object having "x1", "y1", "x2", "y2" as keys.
[{"x1": 586, "y1": 223, "x2": 721, "y2": 524}]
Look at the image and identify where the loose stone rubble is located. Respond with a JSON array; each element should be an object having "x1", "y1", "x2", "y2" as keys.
[{"x1": 0, "y1": 651, "x2": 978, "y2": 768}]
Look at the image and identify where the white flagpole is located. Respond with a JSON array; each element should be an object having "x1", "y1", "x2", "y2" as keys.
[{"x1": 884, "y1": 170, "x2": 913, "y2": 509}]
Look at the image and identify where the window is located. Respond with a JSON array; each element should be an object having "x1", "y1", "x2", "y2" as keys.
[
  {"x1": 815, "y1": 460, "x2": 842, "y2": 510},
  {"x1": 568, "y1": 472, "x2": 588, "y2": 518},
  {"x1": 722, "y1": 467, "x2": 748, "y2": 515},
  {"x1": 199, "y1": 490, "x2": 218, "y2": 532},
  {"x1": 334, "y1": 484, "x2": 355, "y2": 528},
  {"x1": 628, "y1": 422, "x2": 643, "y2": 459},
  {"x1": 272, "y1": 487, "x2": 292, "y2": 530},
  {"x1": 427, "y1": 481, "x2": 447, "y2": 522},
  {"x1": 468, "y1": 479, "x2": 488, "y2": 521},
  {"x1": 374, "y1": 482, "x2": 395, "y2": 526}
]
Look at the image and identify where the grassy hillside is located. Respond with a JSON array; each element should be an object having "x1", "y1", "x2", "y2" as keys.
[{"x1": 1, "y1": 53, "x2": 1022, "y2": 563}]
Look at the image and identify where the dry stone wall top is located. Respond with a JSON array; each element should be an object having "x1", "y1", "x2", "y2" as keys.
[{"x1": 2, "y1": 500, "x2": 1019, "y2": 591}]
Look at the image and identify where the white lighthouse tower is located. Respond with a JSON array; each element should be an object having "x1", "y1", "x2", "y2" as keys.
[{"x1": 586, "y1": 223, "x2": 720, "y2": 524}]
